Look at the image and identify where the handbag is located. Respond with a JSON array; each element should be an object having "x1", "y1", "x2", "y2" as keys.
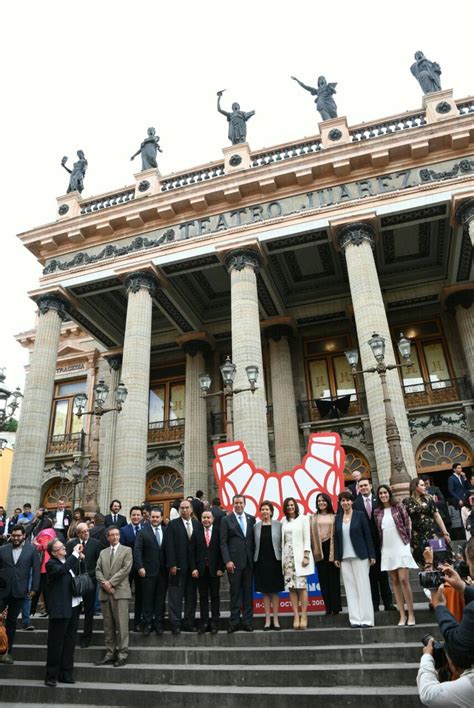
[{"x1": 71, "y1": 560, "x2": 94, "y2": 597}]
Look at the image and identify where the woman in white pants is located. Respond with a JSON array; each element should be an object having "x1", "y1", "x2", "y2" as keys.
[{"x1": 334, "y1": 491, "x2": 376, "y2": 628}]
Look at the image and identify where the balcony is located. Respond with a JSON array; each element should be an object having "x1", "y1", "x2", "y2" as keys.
[
  {"x1": 402, "y1": 377, "x2": 472, "y2": 408},
  {"x1": 47, "y1": 431, "x2": 86, "y2": 456},
  {"x1": 210, "y1": 406, "x2": 274, "y2": 438},
  {"x1": 148, "y1": 418, "x2": 185, "y2": 444},
  {"x1": 297, "y1": 394, "x2": 367, "y2": 424}
]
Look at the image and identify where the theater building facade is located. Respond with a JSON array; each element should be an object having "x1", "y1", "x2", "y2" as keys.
[{"x1": 8, "y1": 88, "x2": 474, "y2": 514}]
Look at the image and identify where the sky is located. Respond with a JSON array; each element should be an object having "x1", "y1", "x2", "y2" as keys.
[{"x1": 0, "y1": 0, "x2": 473, "y2": 405}]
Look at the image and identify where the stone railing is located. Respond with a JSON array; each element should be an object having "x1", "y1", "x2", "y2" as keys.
[
  {"x1": 402, "y1": 376, "x2": 472, "y2": 408},
  {"x1": 250, "y1": 138, "x2": 322, "y2": 168},
  {"x1": 349, "y1": 111, "x2": 427, "y2": 143},
  {"x1": 160, "y1": 162, "x2": 225, "y2": 192},
  {"x1": 148, "y1": 418, "x2": 185, "y2": 444},
  {"x1": 46, "y1": 431, "x2": 86, "y2": 456},
  {"x1": 457, "y1": 98, "x2": 474, "y2": 115},
  {"x1": 297, "y1": 394, "x2": 367, "y2": 424},
  {"x1": 80, "y1": 188, "x2": 135, "y2": 214}
]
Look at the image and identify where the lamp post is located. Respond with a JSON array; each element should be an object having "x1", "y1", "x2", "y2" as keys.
[
  {"x1": 345, "y1": 333, "x2": 413, "y2": 498},
  {"x1": 73, "y1": 378, "x2": 128, "y2": 513},
  {"x1": 58, "y1": 457, "x2": 89, "y2": 509},
  {"x1": 199, "y1": 356, "x2": 259, "y2": 441},
  {"x1": 0, "y1": 368, "x2": 22, "y2": 431}
]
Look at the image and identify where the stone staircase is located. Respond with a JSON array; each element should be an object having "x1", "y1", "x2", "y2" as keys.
[{"x1": 1, "y1": 587, "x2": 436, "y2": 707}]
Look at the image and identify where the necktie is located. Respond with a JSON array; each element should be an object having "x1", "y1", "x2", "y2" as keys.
[
  {"x1": 238, "y1": 515, "x2": 245, "y2": 533},
  {"x1": 134, "y1": 525, "x2": 138, "y2": 537},
  {"x1": 110, "y1": 546, "x2": 115, "y2": 562},
  {"x1": 186, "y1": 521, "x2": 192, "y2": 539},
  {"x1": 113, "y1": 515, "x2": 117, "y2": 524},
  {"x1": 365, "y1": 496, "x2": 372, "y2": 518},
  {"x1": 155, "y1": 527, "x2": 161, "y2": 546},
  {"x1": 205, "y1": 527, "x2": 211, "y2": 547}
]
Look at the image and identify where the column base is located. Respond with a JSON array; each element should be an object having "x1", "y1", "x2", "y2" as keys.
[{"x1": 390, "y1": 480, "x2": 411, "y2": 503}]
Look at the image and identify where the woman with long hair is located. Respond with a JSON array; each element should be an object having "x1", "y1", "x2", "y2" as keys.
[
  {"x1": 67, "y1": 508, "x2": 85, "y2": 540},
  {"x1": 403, "y1": 477, "x2": 451, "y2": 566},
  {"x1": 30, "y1": 519, "x2": 57, "y2": 617},
  {"x1": 310, "y1": 493, "x2": 341, "y2": 615},
  {"x1": 334, "y1": 491, "x2": 375, "y2": 628},
  {"x1": 254, "y1": 500, "x2": 283, "y2": 630},
  {"x1": 281, "y1": 497, "x2": 314, "y2": 629},
  {"x1": 374, "y1": 484, "x2": 417, "y2": 626}
]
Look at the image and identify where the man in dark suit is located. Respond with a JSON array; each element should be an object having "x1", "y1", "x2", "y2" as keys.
[
  {"x1": 89, "y1": 513, "x2": 108, "y2": 549},
  {"x1": 220, "y1": 494, "x2": 255, "y2": 632},
  {"x1": 191, "y1": 491, "x2": 204, "y2": 522},
  {"x1": 354, "y1": 479, "x2": 394, "y2": 612},
  {"x1": 164, "y1": 499, "x2": 200, "y2": 634},
  {"x1": 44, "y1": 537, "x2": 82, "y2": 686},
  {"x1": 66, "y1": 522, "x2": 101, "y2": 648},
  {"x1": 448, "y1": 463, "x2": 470, "y2": 508},
  {"x1": 0, "y1": 524, "x2": 40, "y2": 662},
  {"x1": 134, "y1": 507, "x2": 167, "y2": 636},
  {"x1": 120, "y1": 506, "x2": 144, "y2": 631},
  {"x1": 210, "y1": 498, "x2": 226, "y2": 528},
  {"x1": 48, "y1": 498, "x2": 73, "y2": 543},
  {"x1": 104, "y1": 500, "x2": 128, "y2": 529},
  {"x1": 192, "y1": 509, "x2": 225, "y2": 634}
]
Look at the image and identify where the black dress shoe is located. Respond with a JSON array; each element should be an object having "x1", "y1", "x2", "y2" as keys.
[
  {"x1": 114, "y1": 657, "x2": 127, "y2": 667},
  {"x1": 171, "y1": 628, "x2": 181, "y2": 635},
  {"x1": 227, "y1": 625, "x2": 239, "y2": 633},
  {"x1": 384, "y1": 605, "x2": 397, "y2": 611},
  {"x1": 350, "y1": 624, "x2": 362, "y2": 628},
  {"x1": 210, "y1": 626, "x2": 218, "y2": 635},
  {"x1": 155, "y1": 628, "x2": 164, "y2": 636},
  {"x1": 132, "y1": 625, "x2": 143, "y2": 633},
  {"x1": 263, "y1": 624, "x2": 271, "y2": 631},
  {"x1": 273, "y1": 624, "x2": 281, "y2": 631},
  {"x1": 58, "y1": 677, "x2": 76, "y2": 684},
  {"x1": 182, "y1": 625, "x2": 197, "y2": 632},
  {"x1": 198, "y1": 626, "x2": 207, "y2": 634},
  {"x1": 44, "y1": 679, "x2": 57, "y2": 687},
  {"x1": 241, "y1": 624, "x2": 254, "y2": 632},
  {"x1": 94, "y1": 656, "x2": 116, "y2": 666},
  {"x1": 143, "y1": 626, "x2": 152, "y2": 637},
  {"x1": 80, "y1": 639, "x2": 90, "y2": 648}
]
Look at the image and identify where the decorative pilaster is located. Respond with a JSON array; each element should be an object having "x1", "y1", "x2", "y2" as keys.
[
  {"x1": 445, "y1": 289, "x2": 474, "y2": 386},
  {"x1": 178, "y1": 335, "x2": 211, "y2": 498},
  {"x1": 112, "y1": 272, "x2": 158, "y2": 511},
  {"x1": 224, "y1": 249, "x2": 270, "y2": 471},
  {"x1": 455, "y1": 198, "x2": 474, "y2": 248},
  {"x1": 336, "y1": 222, "x2": 416, "y2": 485},
  {"x1": 8, "y1": 295, "x2": 68, "y2": 509},
  {"x1": 264, "y1": 320, "x2": 301, "y2": 471},
  {"x1": 98, "y1": 355, "x2": 122, "y2": 511}
]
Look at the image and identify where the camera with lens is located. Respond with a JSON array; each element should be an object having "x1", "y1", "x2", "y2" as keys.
[
  {"x1": 419, "y1": 570, "x2": 443, "y2": 589},
  {"x1": 421, "y1": 634, "x2": 450, "y2": 681},
  {"x1": 452, "y1": 559, "x2": 470, "y2": 579}
]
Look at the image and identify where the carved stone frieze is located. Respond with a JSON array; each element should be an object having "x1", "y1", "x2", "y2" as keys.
[
  {"x1": 408, "y1": 410, "x2": 467, "y2": 437},
  {"x1": 36, "y1": 294, "x2": 69, "y2": 320},
  {"x1": 147, "y1": 444, "x2": 184, "y2": 468},
  {"x1": 124, "y1": 271, "x2": 159, "y2": 297}
]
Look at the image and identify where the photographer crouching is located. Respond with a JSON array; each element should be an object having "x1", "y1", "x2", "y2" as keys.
[{"x1": 416, "y1": 536, "x2": 474, "y2": 706}]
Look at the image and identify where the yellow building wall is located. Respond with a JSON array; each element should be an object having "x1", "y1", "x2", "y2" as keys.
[{"x1": 0, "y1": 448, "x2": 13, "y2": 508}]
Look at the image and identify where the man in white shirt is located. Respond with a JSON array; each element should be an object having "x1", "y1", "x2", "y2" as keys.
[
  {"x1": 417, "y1": 637, "x2": 474, "y2": 707},
  {"x1": 49, "y1": 498, "x2": 72, "y2": 543}
]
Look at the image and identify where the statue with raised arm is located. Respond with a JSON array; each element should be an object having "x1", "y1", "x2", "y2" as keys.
[
  {"x1": 217, "y1": 90, "x2": 255, "y2": 145},
  {"x1": 291, "y1": 75, "x2": 338, "y2": 121},
  {"x1": 410, "y1": 51, "x2": 442, "y2": 94},
  {"x1": 130, "y1": 127, "x2": 163, "y2": 171},
  {"x1": 61, "y1": 150, "x2": 88, "y2": 194}
]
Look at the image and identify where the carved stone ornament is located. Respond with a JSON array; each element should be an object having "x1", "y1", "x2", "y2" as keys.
[
  {"x1": 105, "y1": 354, "x2": 123, "y2": 371},
  {"x1": 229, "y1": 154, "x2": 243, "y2": 166},
  {"x1": 264, "y1": 324, "x2": 294, "y2": 342},
  {"x1": 138, "y1": 180, "x2": 150, "y2": 193},
  {"x1": 436, "y1": 101, "x2": 452, "y2": 114},
  {"x1": 336, "y1": 222, "x2": 376, "y2": 251},
  {"x1": 328, "y1": 128, "x2": 342, "y2": 141},
  {"x1": 224, "y1": 248, "x2": 260, "y2": 273},
  {"x1": 420, "y1": 159, "x2": 474, "y2": 183},
  {"x1": 181, "y1": 339, "x2": 210, "y2": 358},
  {"x1": 124, "y1": 271, "x2": 159, "y2": 296},
  {"x1": 58, "y1": 204, "x2": 70, "y2": 216},
  {"x1": 36, "y1": 294, "x2": 68, "y2": 320},
  {"x1": 455, "y1": 198, "x2": 474, "y2": 225}
]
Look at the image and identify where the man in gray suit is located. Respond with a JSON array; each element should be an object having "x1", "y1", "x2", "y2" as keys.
[
  {"x1": 220, "y1": 495, "x2": 255, "y2": 632},
  {"x1": 95, "y1": 526, "x2": 132, "y2": 667},
  {"x1": 0, "y1": 525, "x2": 40, "y2": 663}
]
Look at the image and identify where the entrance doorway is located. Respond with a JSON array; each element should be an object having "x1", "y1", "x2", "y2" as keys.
[
  {"x1": 415, "y1": 436, "x2": 473, "y2": 497},
  {"x1": 145, "y1": 467, "x2": 184, "y2": 521}
]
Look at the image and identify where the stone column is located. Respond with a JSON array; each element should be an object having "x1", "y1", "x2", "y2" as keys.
[
  {"x1": 446, "y1": 290, "x2": 474, "y2": 386},
  {"x1": 455, "y1": 198, "x2": 474, "y2": 248},
  {"x1": 224, "y1": 249, "x2": 270, "y2": 471},
  {"x1": 8, "y1": 295, "x2": 68, "y2": 509},
  {"x1": 178, "y1": 337, "x2": 210, "y2": 498},
  {"x1": 336, "y1": 223, "x2": 416, "y2": 485},
  {"x1": 263, "y1": 321, "x2": 301, "y2": 471},
  {"x1": 98, "y1": 355, "x2": 122, "y2": 512},
  {"x1": 113, "y1": 272, "x2": 157, "y2": 512}
]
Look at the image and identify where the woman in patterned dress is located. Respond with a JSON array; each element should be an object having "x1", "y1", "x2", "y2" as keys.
[{"x1": 403, "y1": 477, "x2": 451, "y2": 566}]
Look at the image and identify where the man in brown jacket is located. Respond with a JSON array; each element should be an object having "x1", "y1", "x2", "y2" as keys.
[{"x1": 95, "y1": 526, "x2": 132, "y2": 667}]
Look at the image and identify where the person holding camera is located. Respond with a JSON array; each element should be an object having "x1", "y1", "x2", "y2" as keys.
[{"x1": 417, "y1": 636, "x2": 474, "y2": 706}]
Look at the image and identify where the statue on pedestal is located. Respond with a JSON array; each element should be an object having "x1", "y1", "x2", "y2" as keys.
[
  {"x1": 291, "y1": 75, "x2": 338, "y2": 121},
  {"x1": 130, "y1": 127, "x2": 163, "y2": 171},
  {"x1": 217, "y1": 90, "x2": 255, "y2": 145},
  {"x1": 61, "y1": 150, "x2": 88, "y2": 194},
  {"x1": 410, "y1": 51, "x2": 442, "y2": 94}
]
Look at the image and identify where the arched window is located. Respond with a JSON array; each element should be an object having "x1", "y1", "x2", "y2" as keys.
[
  {"x1": 343, "y1": 449, "x2": 371, "y2": 482},
  {"x1": 145, "y1": 468, "x2": 184, "y2": 520},
  {"x1": 42, "y1": 479, "x2": 73, "y2": 509},
  {"x1": 416, "y1": 437, "x2": 472, "y2": 474}
]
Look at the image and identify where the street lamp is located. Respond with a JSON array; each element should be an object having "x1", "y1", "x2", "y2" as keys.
[
  {"x1": 345, "y1": 332, "x2": 413, "y2": 498},
  {"x1": 72, "y1": 379, "x2": 128, "y2": 513},
  {"x1": 199, "y1": 355, "x2": 259, "y2": 440},
  {"x1": 58, "y1": 458, "x2": 89, "y2": 509},
  {"x1": 0, "y1": 368, "x2": 22, "y2": 431}
]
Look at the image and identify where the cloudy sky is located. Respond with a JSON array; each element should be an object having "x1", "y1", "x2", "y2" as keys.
[{"x1": 1, "y1": 0, "x2": 472, "y2": 402}]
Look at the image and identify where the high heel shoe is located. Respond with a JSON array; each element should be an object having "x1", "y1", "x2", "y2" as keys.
[
  {"x1": 398, "y1": 618, "x2": 407, "y2": 626},
  {"x1": 407, "y1": 618, "x2": 416, "y2": 626},
  {"x1": 293, "y1": 615, "x2": 300, "y2": 630},
  {"x1": 300, "y1": 613, "x2": 308, "y2": 630}
]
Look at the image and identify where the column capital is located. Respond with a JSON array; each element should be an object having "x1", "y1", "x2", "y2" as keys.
[
  {"x1": 35, "y1": 293, "x2": 69, "y2": 320},
  {"x1": 443, "y1": 285, "x2": 474, "y2": 311},
  {"x1": 455, "y1": 198, "x2": 474, "y2": 226},
  {"x1": 176, "y1": 332, "x2": 213, "y2": 357},
  {"x1": 124, "y1": 270, "x2": 159, "y2": 296},
  {"x1": 105, "y1": 353, "x2": 123, "y2": 371},
  {"x1": 224, "y1": 248, "x2": 261, "y2": 274},
  {"x1": 262, "y1": 317, "x2": 295, "y2": 342},
  {"x1": 336, "y1": 222, "x2": 376, "y2": 251}
]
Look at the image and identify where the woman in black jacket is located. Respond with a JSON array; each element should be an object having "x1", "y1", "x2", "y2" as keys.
[
  {"x1": 334, "y1": 490, "x2": 376, "y2": 628},
  {"x1": 44, "y1": 538, "x2": 83, "y2": 687}
]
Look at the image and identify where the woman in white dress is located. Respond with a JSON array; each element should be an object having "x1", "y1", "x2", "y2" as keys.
[
  {"x1": 281, "y1": 498, "x2": 314, "y2": 629},
  {"x1": 374, "y1": 484, "x2": 417, "y2": 627}
]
